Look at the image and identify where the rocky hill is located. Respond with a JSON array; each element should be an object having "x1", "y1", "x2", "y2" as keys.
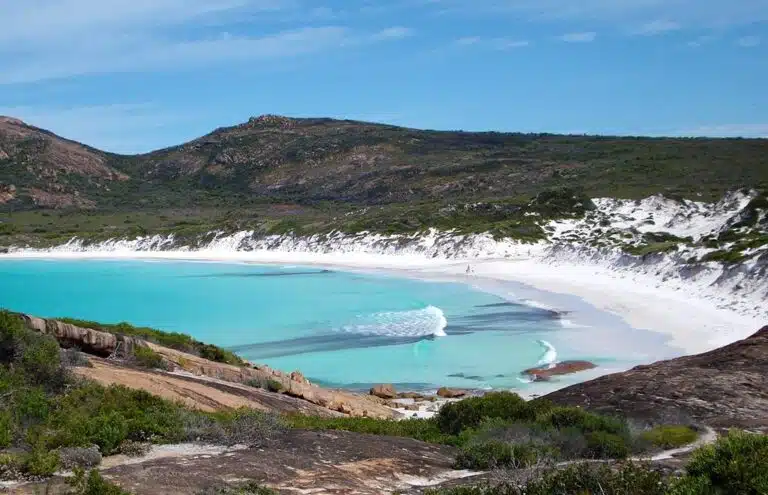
[
  {"x1": 2, "y1": 114, "x2": 768, "y2": 213},
  {"x1": 0, "y1": 117, "x2": 128, "y2": 209},
  {"x1": 544, "y1": 326, "x2": 768, "y2": 432}
]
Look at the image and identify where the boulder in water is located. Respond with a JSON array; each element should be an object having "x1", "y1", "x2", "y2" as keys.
[{"x1": 370, "y1": 384, "x2": 396, "y2": 399}]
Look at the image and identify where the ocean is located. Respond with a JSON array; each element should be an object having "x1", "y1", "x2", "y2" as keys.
[{"x1": 0, "y1": 259, "x2": 674, "y2": 393}]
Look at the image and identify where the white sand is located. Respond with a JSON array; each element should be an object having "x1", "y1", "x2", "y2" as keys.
[{"x1": 6, "y1": 248, "x2": 763, "y2": 356}]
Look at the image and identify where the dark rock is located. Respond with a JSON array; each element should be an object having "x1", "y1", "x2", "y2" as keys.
[
  {"x1": 25, "y1": 430, "x2": 459, "y2": 495},
  {"x1": 544, "y1": 327, "x2": 768, "y2": 432},
  {"x1": 370, "y1": 383, "x2": 397, "y2": 399},
  {"x1": 447, "y1": 373, "x2": 484, "y2": 381}
]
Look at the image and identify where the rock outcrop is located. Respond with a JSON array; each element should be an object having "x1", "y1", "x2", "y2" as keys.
[
  {"x1": 437, "y1": 387, "x2": 466, "y2": 398},
  {"x1": 522, "y1": 360, "x2": 597, "y2": 381},
  {"x1": 18, "y1": 314, "x2": 146, "y2": 357},
  {"x1": 20, "y1": 430, "x2": 465, "y2": 495},
  {"x1": 370, "y1": 384, "x2": 397, "y2": 399},
  {"x1": 544, "y1": 327, "x2": 768, "y2": 431}
]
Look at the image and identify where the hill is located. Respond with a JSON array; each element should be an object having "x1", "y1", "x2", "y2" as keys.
[{"x1": 2, "y1": 114, "x2": 768, "y2": 214}]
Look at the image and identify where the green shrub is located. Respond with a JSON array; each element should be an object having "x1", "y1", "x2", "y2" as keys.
[
  {"x1": 0, "y1": 410, "x2": 13, "y2": 447},
  {"x1": 436, "y1": 392, "x2": 537, "y2": 435},
  {"x1": 68, "y1": 468, "x2": 132, "y2": 495},
  {"x1": 197, "y1": 482, "x2": 278, "y2": 494},
  {"x1": 427, "y1": 462, "x2": 667, "y2": 495},
  {"x1": 641, "y1": 425, "x2": 698, "y2": 449},
  {"x1": 700, "y1": 249, "x2": 747, "y2": 264},
  {"x1": 535, "y1": 406, "x2": 628, "y2": 437},
  {"x1": 131, "y1": 346, "x2": 168, "y2": 370},
  {"x1": 265, "y1": 379, "x2": 283, "y2": 393},
  {"x1": 285, "y1": 415, "x2": 452, "y2": 445},
  {"x1": 454, "y1": 441, "x2": 547, "y2": 470},
  {"x1": 585, "y1": 431, "x2": 630, "y2": 459},
  {"x1": 23, "y1": 448, "x2": 60, "y2": 477},
  {"x1": 672, "y1": 430, "x2": 768, "y2": 494}
]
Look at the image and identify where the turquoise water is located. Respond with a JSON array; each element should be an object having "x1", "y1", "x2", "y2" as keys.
[{"x1": 0, "y1": 259, "x2": 618, "y2": 391}]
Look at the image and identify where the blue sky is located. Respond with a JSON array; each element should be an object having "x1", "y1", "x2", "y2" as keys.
[{"x1": 0, "y1": 0, "x2": 765, "y2": 153}]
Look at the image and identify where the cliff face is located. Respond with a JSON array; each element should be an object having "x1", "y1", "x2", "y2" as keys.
[
  {"x1": 544, "y1": 326, "x2": 768, "y2": 432},
  {"x1": 19, "y1": 313, "x2": 145, "y2": 357}
]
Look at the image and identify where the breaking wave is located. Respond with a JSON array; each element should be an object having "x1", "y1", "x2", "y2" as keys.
[
  {"x1": 536, "y1": 339, "x2": 558, "y2": 368},
  {"x1": 340, "y1": 305, "x2": 448, "y2": 338}
]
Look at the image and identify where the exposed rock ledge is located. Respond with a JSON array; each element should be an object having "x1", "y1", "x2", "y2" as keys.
[
  {"x1": 545, "y1": 326, "x2": 768, "y2": 432},
  {"x1": 17, "y1": 314, "x2": 398, "y2": 419}
]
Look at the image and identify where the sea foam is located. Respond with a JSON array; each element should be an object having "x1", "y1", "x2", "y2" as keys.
[{"x1": 340, "y1": 305, "x2": 448, "y2": 338}]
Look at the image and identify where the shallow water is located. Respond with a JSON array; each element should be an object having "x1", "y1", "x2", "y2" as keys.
[{"x1": 0, "y1": 259, "x2": 672, "y2": 392}]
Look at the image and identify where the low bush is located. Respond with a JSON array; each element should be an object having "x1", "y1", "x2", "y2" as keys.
[
  {"x1": 428, "y1": 462, "x2": 668, "y2": 495},
  {"x1": 584, "y1": 431, "x2": 630, "y2": 459},
  {"x1": 131, "y1": 346, "x2": 169, "y2": 370},
  {"x1": 285, "y1": 415, "x2": 453, "y2": 445},
  {"x1": 22, "y1": 448, "x2": 60, "y2": 477},
  {"x1": 454, "y1": 441, "x2": 549, "y2": 470},
  {"x1": 197, "y1": 482, "x2": 278, "y2": 494},
  {"x1": 641, "y1": 425, "x2": 698, "y2": 449},
  {"x1": 436, "y1": 392, "x2": 539, "y2": 435},
  {"x1": 700, "y1": 249, "x2": 748, "y2": 264},
  {"x1": 116, "y1": 440, "x2": 152, "y2": 457},
  {"x1": 181, "y1": 409, "x2": 285, "y2": 447},
  {"x1": 61, "y1": 347, "x2": 92, "y2": 368},
  {"x1": 671, "y1": 430, "x2": 768, "y2": 494},
  {"x1": 67, "y1": 468, "x2": 132, "y2": 495}
]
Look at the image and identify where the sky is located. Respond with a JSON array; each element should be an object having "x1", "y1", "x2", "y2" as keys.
[{"x1": 0, "y1": 0, "x2": 765, "y2": 153}]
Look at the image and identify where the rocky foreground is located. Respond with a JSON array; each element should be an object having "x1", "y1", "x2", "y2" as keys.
[
  {"x1": 545, "y1": 325, "x2": 768, "y2": 433},
  {"x1": 6, "y1": 315, "x2": 766, "y2": 494}
]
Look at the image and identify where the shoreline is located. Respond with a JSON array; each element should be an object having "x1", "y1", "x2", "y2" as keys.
[{"x1": 3, "y1": 248, "x2": 762, "y2": 358}]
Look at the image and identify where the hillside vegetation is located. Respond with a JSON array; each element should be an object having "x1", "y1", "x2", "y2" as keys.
[{"x1": 2, "y1": 115, "x2": 767, "y2": 245}]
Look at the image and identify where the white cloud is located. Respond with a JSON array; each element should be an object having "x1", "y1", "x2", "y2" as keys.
[
  {"x1": 423, "y1": 0, "x2": 768, "y2": 29},
  {"x1": 455, "y1": 36, "x2": 482, "y2": 46},
  {"x1": 371, "y1": 26, "x2": 415, "y2": 40},
  {"x1": 687, "y1": 35, "x2": 715, "y2": 47},
  {"x1": 492, "y1": 38, "x2": 530, "y2": 49},
  {"x1": 736, "y1": 36, "x2": 761, "y2": 47},
  {"x1": 453, "y1": 37, "x2": 530, "y2": 49},
  {"x1": 559, "y1": 32, "x2": 597, "y2": 43},
  {"x1": 0, "y1": 1, "x2": 413, "y2": 85},
  {"x1": 675, "y1": 124, "x2": 768, "y2": 138},
  {"x1": 632, "y1": 19, "x2": 681, "y2": 35},
  {"x1": 0, "y1": 27, "x2": 358, "y2": 84}
]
